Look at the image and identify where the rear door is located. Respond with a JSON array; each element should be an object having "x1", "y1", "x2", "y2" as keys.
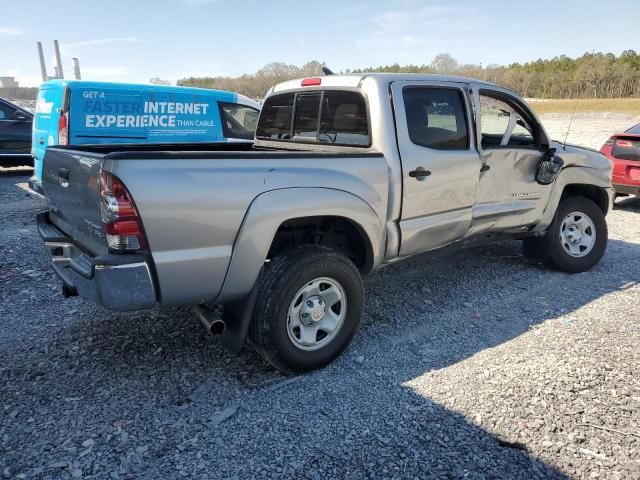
[
  {"x1": 33, "y1": 83, "x2": 63, "y2": 180},
  {"x1": 391, "y1": 80, "x2": 480, "y2": 256}
]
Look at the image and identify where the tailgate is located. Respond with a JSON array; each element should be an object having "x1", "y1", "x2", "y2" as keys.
[{"x1": 42, "y1": 147, "x2": 109, "y2": 255}]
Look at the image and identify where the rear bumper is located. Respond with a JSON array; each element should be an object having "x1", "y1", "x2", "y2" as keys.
[
  {"x1": 613, "y1": 183, "x2": 640, "y2": 196},
  {"x1": 37, "y1": 211, "x2": 157, "y2": 311},
  {"x1": 28, "y1": 176, "x2": 44, "y2": 195}
]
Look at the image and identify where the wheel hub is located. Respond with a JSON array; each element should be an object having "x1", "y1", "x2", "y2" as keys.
[
  {"x1": 300, "y1": 295, "x2": 325, "y2": 325},
  {"x1": 560, "y1": 211, "x2": 596, "y2": 258},
  {"x1": 287, "y1": 277, "x2": 347, "y2": 351},
  {"x1": 565, "y1": 225, "x2": 582, "y2": 243}
]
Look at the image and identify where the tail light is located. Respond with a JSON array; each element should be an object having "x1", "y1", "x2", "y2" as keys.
[
  {"x1": 600, "y1": 137, "x2": 614, "y2": 162},
  {"x1": 58, "y1": 111, "x2": 69, "y2": 145},
  {"x1": 99, "y1": 171, "x2": 147, "y2": 251}
]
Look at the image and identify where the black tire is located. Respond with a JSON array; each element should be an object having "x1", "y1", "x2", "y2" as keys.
[
  {"x1": 249, "y1": 245, "x2": 364, "y2": 373},
  {"x1": 522, "y1": 196, "x2": 607, "y2": 273}
]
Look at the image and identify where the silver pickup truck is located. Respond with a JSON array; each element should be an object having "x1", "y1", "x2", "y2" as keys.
[{"x1": 38, "y1": 74, "x2": 613, "y2": 372}]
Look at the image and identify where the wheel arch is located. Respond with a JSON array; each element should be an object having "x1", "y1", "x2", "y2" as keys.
[
  {"x1": 560, "y1": 183, "x2": 610, "y2": 215},
  {"x1": 215, "y1": 187, "x2": 385, "y2": 305},
  {"x1": 534, "y1": 167, "x2": 614, "y2": 233}
]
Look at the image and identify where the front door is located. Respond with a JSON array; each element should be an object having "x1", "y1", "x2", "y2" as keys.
[
  {"x1": 471, "y1": 86, "x2": 551, "y2": 233},
  {"x1": 391, "y1": 81, "x2": 480, "y2": 256}
]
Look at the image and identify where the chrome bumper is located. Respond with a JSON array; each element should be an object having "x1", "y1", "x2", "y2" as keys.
[{"x1": 38, "y1": 212, "x2": 157, "y2": 311}]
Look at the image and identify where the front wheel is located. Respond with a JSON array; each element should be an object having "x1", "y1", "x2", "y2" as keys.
[
  {"x1": 249, "y1": 245, "x2": 364, "y2": 373},
  {"x1": 523, "y1": 196, "x2": 608, "y2": 273}
]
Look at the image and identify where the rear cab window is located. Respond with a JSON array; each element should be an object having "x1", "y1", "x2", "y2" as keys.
[{"x1": 256, "y1": 90, "x2": 370, "y2": 147}]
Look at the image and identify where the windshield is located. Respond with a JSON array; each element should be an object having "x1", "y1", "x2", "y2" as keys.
[{"x1": 625, "y1": 123, "x2": 640, "y2": 135}]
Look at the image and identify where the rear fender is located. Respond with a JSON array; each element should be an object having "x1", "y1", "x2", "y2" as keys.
[{"x1": 216, "y1": 187, "x2": 384, "y2": 304}]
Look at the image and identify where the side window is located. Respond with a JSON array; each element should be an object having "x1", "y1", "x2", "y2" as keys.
[
  {"x1": 219, "y1": 103, "x2": 260, "y2": 140},
  {"x1": 0, "y1": 102, "x2": 17, "y2": 120},
  {"x1": 403, "y1": 87, "x2": 468, "y2": 150},
  {"x1": 479, "y1": 94, "x2": 536, "y2": 148}
]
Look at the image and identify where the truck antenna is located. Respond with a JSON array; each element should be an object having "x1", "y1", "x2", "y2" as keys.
[{"x1": 562, "y1": 51, "x2": 595, "y2": 150}]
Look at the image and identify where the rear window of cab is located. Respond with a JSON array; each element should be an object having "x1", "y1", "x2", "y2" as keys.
[{"x1": 256, "y1": 90, "x2": 370, "y2": 147}]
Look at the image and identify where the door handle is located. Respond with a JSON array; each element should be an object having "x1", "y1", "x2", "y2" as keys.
[
  {"x1": 409, "y1": 169, "x2": 431, "y2": 179},
  {"x1": 480, "y1": 164, "x2": 491, "y2": 173},
  {"x1": 58, "y1": 168, "x2": 70, "y2": 187}
]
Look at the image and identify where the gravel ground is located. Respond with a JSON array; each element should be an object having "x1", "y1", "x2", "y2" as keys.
[
  {"x1": 540, "y1": 112, "x2": 640, "y2": 150},
  {"x1": 1, "y1": 174, "x2": 640, "y2": 477}
]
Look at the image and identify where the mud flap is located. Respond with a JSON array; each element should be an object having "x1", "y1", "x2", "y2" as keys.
[{"x1": 220, "y1": 267, "x2": 263, "y2": 353}]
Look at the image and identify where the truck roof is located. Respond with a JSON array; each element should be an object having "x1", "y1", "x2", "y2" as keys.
[{"x1": 270, "y1": 73, "x2": 499, "y2": 94}]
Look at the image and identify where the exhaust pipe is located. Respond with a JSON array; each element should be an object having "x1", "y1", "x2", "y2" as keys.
[
  {"x1": 193, "y1": 305, "x2": 225, "y2": 335},
  {"x1": 62, "y1": 284, "x2": 77, "y2": 298}
]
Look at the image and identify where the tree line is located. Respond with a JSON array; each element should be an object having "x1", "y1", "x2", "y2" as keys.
[
  {"x1": 3, "y1": 51, "x2": 638, "y2": 102},
  {"x1": 178, "y1": 51, "x2": 640, "y2": 100},
  {"x1": 0, "y1": 86, "x2": 38, "y2": 100}
]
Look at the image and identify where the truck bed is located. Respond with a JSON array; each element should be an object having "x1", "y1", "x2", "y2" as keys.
[{"x1": 41, "y1": 143, "x2": 389, "y2": 307}]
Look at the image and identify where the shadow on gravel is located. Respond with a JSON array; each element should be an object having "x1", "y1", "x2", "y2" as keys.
[
  {"x1": 2, "y1": 172, "x2": 638, "y2": 478},
  {"x1": 613, "y1": 196, "x2": 640, "y2": 213}
]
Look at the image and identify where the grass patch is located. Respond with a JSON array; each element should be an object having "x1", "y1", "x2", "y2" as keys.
[{"x1": 529, "y1": 98, "x2": 640, "y2": 115}]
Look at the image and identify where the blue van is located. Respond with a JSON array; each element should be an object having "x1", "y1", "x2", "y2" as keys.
[{"x1": 30, "y1": 80, "x2": 260, "y2": 192}]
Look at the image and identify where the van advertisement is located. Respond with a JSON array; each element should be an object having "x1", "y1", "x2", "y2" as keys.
[{"x1": 70, "y1": 87, "x2": 225, "y2": 142}]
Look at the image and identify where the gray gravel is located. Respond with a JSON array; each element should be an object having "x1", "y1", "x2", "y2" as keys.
[{"x1": 1, "y1": 172, "x2": 639, "y2": 479}]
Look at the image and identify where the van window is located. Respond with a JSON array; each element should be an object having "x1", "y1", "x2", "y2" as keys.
[
  {"x1": 403, "y1": 87, "x2": 469, "y2": 150},
  {"x1": 219, "y1": 103, "x2": 260, "y2": 140},
  {"x1": 256, "y1": 91, "x2": 370, "y2": 146}
]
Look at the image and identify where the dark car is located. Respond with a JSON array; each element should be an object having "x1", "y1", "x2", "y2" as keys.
[
  {"x1": 600, "y1": 123, "x2": 640, "y2": 198},
  {"x1": 0, "y1": 98, "x2": 33, "y2": 167}
]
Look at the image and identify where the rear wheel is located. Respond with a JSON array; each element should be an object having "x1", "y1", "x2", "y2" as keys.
[
  {"x1": 523, "y1": 196, "x2": 607, "y2": 273},
  {"x1": 250, "y1": 245, "x2": 364, "y2": 373}
]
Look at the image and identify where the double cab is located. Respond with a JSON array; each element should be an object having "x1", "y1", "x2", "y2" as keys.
[{"x1": 38, "y1": 74, "x2": 613, "y2": 372}]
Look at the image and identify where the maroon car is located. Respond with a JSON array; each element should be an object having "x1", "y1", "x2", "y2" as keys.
[{"x1": 600, "y1": 123, "x2": 640, "y2": 198}]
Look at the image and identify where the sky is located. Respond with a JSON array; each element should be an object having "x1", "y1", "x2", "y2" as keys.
[{"x1": 1, "y1": 0, "x2": 639, "y2": 87}]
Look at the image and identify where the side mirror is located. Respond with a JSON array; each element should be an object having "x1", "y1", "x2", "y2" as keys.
[
  {"x1": 536, "y1": 147, "x2": 564, "y2": 185},
  {"x1": 14, "y1": 113, "x2": 29, "y2": 121}
]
